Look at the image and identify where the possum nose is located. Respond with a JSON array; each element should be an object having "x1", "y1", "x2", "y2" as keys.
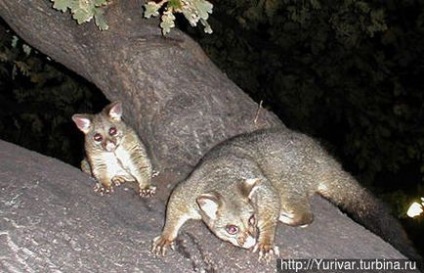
[
  {"x1": 104, "y1": 140, "x2": 117, "y2": 152},
  {"x1": 243, "y1": 235, "x2": 256, "y2": 248}
]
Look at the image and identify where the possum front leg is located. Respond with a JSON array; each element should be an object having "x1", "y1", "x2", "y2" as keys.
[
  {"x1": 249, "y1": 181, "x2": 281, "y2": 262},
  {"x1": 152, "y1": 194, "x2": 199, "y2": 256},
  {"x1": 116, "y1": 137, "x2": 157, "y2": 197},
  {"x1": 80, "y1": 158, "x2": 91, "y2": 175}
]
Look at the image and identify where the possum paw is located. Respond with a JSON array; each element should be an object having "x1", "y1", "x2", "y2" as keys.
[
  {"x1": 111, "y1": 175, "x2": 131, "y2": 186},
  {"x1": 152, "y1": 235, "x2": 175, "y2": 256},
  {"x1": 93, "y1": 183, "x2": 114, "y2": 195},
  {"x1": 139, "y1": 185, "x2": 157, "y2": 197},
  {"x1": 253, "y1": 243, "x2": 280, "y2": 262}
]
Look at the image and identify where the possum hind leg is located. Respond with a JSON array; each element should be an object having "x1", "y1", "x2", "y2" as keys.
[{"x1": 279, "y1": 196, "x2": 314, "y2": 227}]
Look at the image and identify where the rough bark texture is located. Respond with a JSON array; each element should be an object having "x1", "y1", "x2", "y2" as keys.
[
  {"x1": 0, "y1": 0, "x2": 419, "y2": 272},
  {"x1": 0, "y1": 0, "x2": 282, "y2": 182},
  {"x1": 1, "y1": 140, "x2": 417, "y2": 273}
]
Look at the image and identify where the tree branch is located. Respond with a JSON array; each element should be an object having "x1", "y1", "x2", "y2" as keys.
[
  {"x1": 0, "y1": 0, "x2": 283, "y2": 183},
  {"x1": 0, "y1": 1, "x2": 416, "y2": 272}
]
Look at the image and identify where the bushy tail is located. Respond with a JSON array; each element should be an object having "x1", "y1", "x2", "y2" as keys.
[{"x1": 318, "y1": 169, "x2": 421, "y2": 264}]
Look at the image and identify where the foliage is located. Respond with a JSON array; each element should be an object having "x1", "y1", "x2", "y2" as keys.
[
  {"x1": 51, "y1": 0, "x2": 110, "y2": 30},
  {"x1": 50, "y1": 0, "x2": 214, "y2": 34},
  {"x1": 0, "y1": 30, "x2": 105, "y2": 165},
  {"x1": 144, "y1": 0, "x2": 213, "y2": 35},
  {"x1": 188, "y1": 0, "x2": 424, "y2": 196}
]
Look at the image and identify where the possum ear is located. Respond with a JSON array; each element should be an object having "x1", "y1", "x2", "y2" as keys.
[
  {"x1": 106, "y1": 101, "x2": 123, "y2": 121},
  {"x1": 239, "y1": 178, "x2": 261, "y2": 200},
  {"x1": 197, "y1": 192, "x2": 222, "y2": 220},
  {"x1": 72, "y1": 114, "x2": 92, "y2": 134}
]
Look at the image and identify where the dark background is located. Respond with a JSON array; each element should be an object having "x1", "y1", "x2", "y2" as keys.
[{"x1": 0, "y1": 0, "x2": 423, "y2": 256}]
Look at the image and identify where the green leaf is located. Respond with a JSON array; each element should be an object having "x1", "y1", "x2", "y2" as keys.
[
  {"x1": 144, "y1": 2, "x2": 162, "y2": 18},
  {"x1": 160, "y1": 11, "x2": 176, "y2": 35},
  {"x1": 73, "y1": 9, "x2": 94, "y2": 24},
  {"x1": 200, "y1": 18, "x2": 212, "y2": 34},
  {"x1": 71, "y1": 2, "x2": 95, "y2": 24},
  {"x1": 11, "y1": 36, "x2": 19, "y2": 48},
  {"x1": 22, "y1": 44, "x2": 32, "y2": 56},
  {"x1": 68, "y1": 0, "x2": 95, "y2": 24},
  {"x1": 51, "y1": 0, "x2": 71, "y2": 12},
  {"x1": 94, "y1": 8, "x2": 109, "y2": 30},
  {"x1": 94, "y1": 0, "x2": 108, "y2": 6},
  {"x1": 168, "y1": 0, "x2": 182, "y2": 10},
  {"x1": 192, "y1": 0, "x2": 213, "y2": 20}
]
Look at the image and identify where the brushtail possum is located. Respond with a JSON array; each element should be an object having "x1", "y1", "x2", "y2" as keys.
[
  {"x1": 72, "y1": 101, "x2": 156, "y2": 197},
  {"x1": 152, "y1": 128, "x2": 419, "y2": 262}
]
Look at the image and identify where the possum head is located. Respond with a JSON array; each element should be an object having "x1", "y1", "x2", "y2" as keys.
[
  {"x1": 196, "y1": 178, "x2": 261, "y2": 249},
  {"x1": 72, "y1": 101, "x2": 126, "y2": 153}
]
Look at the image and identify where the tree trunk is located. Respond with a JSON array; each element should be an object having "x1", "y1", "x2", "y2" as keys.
[
  {"x1": 0, "y1": 1, "x2": 416, "y2": 272},
  {"x1": 0, "y1": 0, "x2": 282, "y2": 183}
]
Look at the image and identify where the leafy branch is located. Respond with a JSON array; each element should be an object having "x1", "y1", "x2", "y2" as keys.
[
  {"x1": 144, "y1": 0, "x2": 213, "y2": 35},
  {"x1": 51, "y1": 0, "x2": 110, "y2": 30},
  {"x1": 50, "y1": 0, "x2": 214, "y2": 34}
]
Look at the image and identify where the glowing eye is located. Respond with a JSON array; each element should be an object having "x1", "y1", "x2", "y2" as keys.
[
  {"x1": 109, "y1": 127, "x2": 117, "y2": 136},
  {"x1": 225, "y1": 225, "x2": 239, "y2": 235},
  {"x1": 249, "y1": 215, "x2": 256, "y2": 226},
  {"x1": 93, "y1": 133, "x2": 102, "y2": 142}
]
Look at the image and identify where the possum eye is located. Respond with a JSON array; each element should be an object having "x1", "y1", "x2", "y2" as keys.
[
  {"x1": 93, "y1": 133, "x2": 103, "y2": 142},
  {"x1": 109, "y1": 127, "x2": 117, "y2": 136},
  {"x1": 248, "y1": 215, "x2": 256, "y2": 226},
  {"x1": 225, "y1": 225, "x2": 239, "y2": 235}
]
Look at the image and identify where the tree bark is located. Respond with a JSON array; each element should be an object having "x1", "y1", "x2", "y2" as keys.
[
  {"x1": 0, "y1": 0, "x2": 282, "y2": 182},
  {"x1": 0, "y1": 1, "x2": 417, "y2": 272},
  {"x1": 0, "y1": 140, "x2": 413, "y2": 272}
]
